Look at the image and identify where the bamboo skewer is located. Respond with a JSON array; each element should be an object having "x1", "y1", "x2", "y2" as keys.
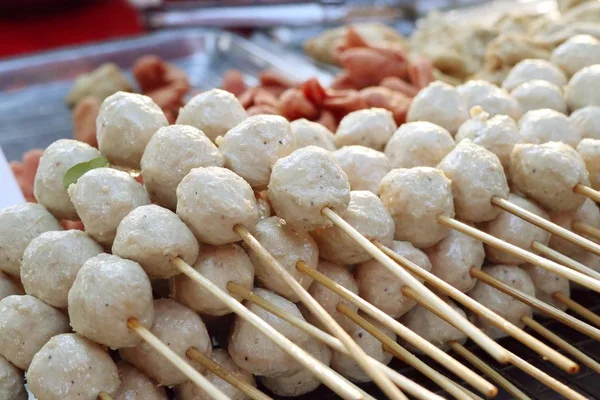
[
  {"x1": 97, "y1": 393, "x2": 113, "y2": 400},
  {"x1": 531, "y1": 242, "x2": 600, "y2": 281},
  {"x1": 574, "y1": 184, "x2": 600, "y2": 204},
  {"x1": 127, "y1": 318, "x2": 230, "y2": 400},
  {"x1": 234, "y1": 225, "x2": 405, "y2": 400},
  {"x1": 296, "y1": 261, "x2": 498, "y2": 397},
  {"x1": 572, "y1": 221, "x2": 600, "y2": 242},
  {"x1": 170, "y1": 257, "x2": 365, "y2": 400},
  {"x1": 552, "y1": 292, "x2": 600, "y2": 328},
  {"x1": 322, "y1": 207, "x2": 509, "y2": 364},
  {"x1": 186, "y1": 348, "x2": 272, "y2": 400}
]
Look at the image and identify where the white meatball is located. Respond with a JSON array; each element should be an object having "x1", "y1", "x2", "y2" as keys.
[
  {"x1": 333, "y1": 146, "x2": 391, "y2": 194},
  {"x1": 0, "y1": 295, "x2": 69, "y2": 370},
  {"x1": 115, "y1": 362, "x2": 167, "y2": 400},
  {"x1": 566, "y1": 65, "x2": 600, "y2": 111},
  {"x1": 173, "y1": 244, "x2": 254, "y2": 316},
  {"x1": 549, "y1": 198, "x2": 600, "y2": 256},
  {"x1": 312, "y1": 191, "x2": 394, "y2": 265},
  {"x1": 425, "y1": 226, "x2": 485, "y2": 293},
  {"x1": 34, "y1": 139, "x2": 102, "y2": 220},
  {"x1": 290, "y1": 118, "x2": 336, "y2": 151},
  {"x1": 175, "y1": 349, "x2": 255, "y2": 400},
  {"x1": 228, "y1": 289, "x2": 310, "y2": 377},
  {"x1": 141, "y1": 125, "x2": 225, "y2": 210},
  {"x1": 302, "y1": 260, "x2": 359, "y2": 331},
  {"x1": 68, "y1": 168, "x2": 150, "y2": 247},
  {"x1": 570, "y1": 106, "x2": 600, "y2": 140},
  {"x1": 510, "y1": 142, "x2": 589, "y2": 212},
  {"x1": 220, "y1": 115, "x2": 295, "y2": 189},
  {"x1": 96, "y1": 92, "x2": 168, "y2": 168},
  {"x1": 21, "y1": 230, "x2": 103, "y2": 308},
  {"x1": 68, "y1": 253, "x2": 154, "y2": 349},
  {"x1": 468, "y1": 265, "x2": 535, "y2": 338},
  {"x1": 0, "y1": 272, "x2": 22, "y2": 301},
  {"x1": 519, "y1": 108, "x2": 580, "y2": 147},
  {"x1": 407, "y1": 81, "x2": 469, "y2": 134},
  {"x1": 511, "y1": 80, "x2": 568, "y2": 115},
  {"x1": 0, "y1": 203, "x2": 61, "y2": 277},
  {"x1": 177, "y1": 167, "x2": 258, "y2": 245},
  {"x1": 379, "y1": 167, "x2": 454, "y2": 248},
  {"x1": 522, "y1": 264, "x2": 570, "y2": 313},
  {"x1": 0, "y1": 355, "x2": 26, "y2": 400},
  {"x1": 455, "y1": 111, "x2": 522, "y2": 170},
  {"x1": 120, "y1": 299, "x2": 211, "y2": 386},
  {"x1": 245, "y1": 216, "x2": 317, "y2": 302},
  {"x1": 28, "y1": 333, "x2": 120, "y2": 400},
  {"x1": 551, "y1": 35, "x2": 600, "y2": 77},
  {"x1": 356, "y1": 241, "x2": 432, "y2": 318},
  {"x1": 400, "y1": 300, "x2": 467, "y2": 352},
  {"x1": 481, "y1": 194, "x2": 551, "y2": 265},
  {"x1": 176, "y1": 89, "x2": 248, "y2": 143},
  {"x1": 268, "y1": 146, "x2": 351, "y2": 232},
  {"x1": 335, "y1": 108, "x2": 397, "y2": 151},
  {"x1": 113, "y1": 205, "x2": 199, "y2": 279},
  {"x1": 502, "y1": 59, "x2": 568, "y2": 92},
  {"x1": 438, "y1": 140, "x2": 509, "y2": 222},
  {"x1": 260, "y1": 338, "x2": 331, "y2": 397},
  {"x1": 456, "y1": 80, "x2": 521, "y2": 119},
  {"x1": 331, "y1": 312, "x2": 395, "y2": 382},
  {"x1": 384, "y1": 122, "x2": 455, "y2": 169},
  {"x1": 577, "y1": 138, "x2": 600, "y2": 190}
]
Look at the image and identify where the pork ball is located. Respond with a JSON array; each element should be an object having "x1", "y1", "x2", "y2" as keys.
[
  {"x1": 425, "y1": 226, "x2": 485, "y2": 293},
  {"x1": 0, "y1": 272, "x2": 21, "y2": 301},
  {"x1": 334, "y1": 108, "x2": 397, "y2": 151},
  {"x1": 502, "y1": 59, "x2": 568, "y2": 92},
  {"x1": 21, "y1": 230, "x2": 103, "y2": 308},
  {"x1": 114, "y1": 361, "x2": 167, "y2": 400},
  {"x1": 68, "y1": 168, "x2": 150, "y2": 246},
  {"x1": 511, "y1": 80, "x2": 568, "y2": 115},
  {"x1": 379, "y1": 167, "x2": 454, "y2": 248},
  {"x1": 291, "y1": 118, "x2": 336, "y2": 151},
  {"x1": 438, "y1": 140, "x2": 510, "y2": 222},
  {"x1": 522, "y1": 264, "x2": 569, "y2": 313},
  {"x1": 549, "y1": 198, "x2": 600, "y2": 256},
  {"x1": 228, "y1": 288, "x2": 310, "y2": 377},
  {"x1": 570, "y1": 106, "x2": 600, "y2": 140},
  {"x1": 566, "y1": 64, "x2": 600, "y2": 110},
  {"x1": 577, "y1": 138, "x2": 600, "y2": 190},
  {"x1": 268, "y1": 146, "x2": 351, "y2": 232},
  {"x1": 0, "y1": 203, "x2": 61, "y2": 277},
  {"x1": 312, "y1": 191, "x2": 394, "y2": 264},
  {"x1": 219, "y1": 115, "x2": 295, "y2": 189},
  {"x1": 356, "y1": 241, "x2": 432, "y2": 318},
  {"x1": 510, "y1": 142, "x2": 589, "y2": 212},
  {"x1": 331, "y1": 312, "x2": 395, "y2": 382},
  {"x1": 260, "y1": 338, "x2": 331, "y2": 397},
  {"x1": 456, "y1": 80, "x2": 521, "y2": 119},
  {"x1": 407, "y1": 81, "x2": 469, "y2": 134},
  {"x1": 28, "y1": 333, "x2": 120, "y2": 400},
  {"x1": 551, "y1": 35, "x2": 600, "y2": 77},
  {"x1": 0, "y1": 355, "x2": 26, "y2": 400},
  {"x1": 245, "y1": 216, "x2": 317, "y2": 302},
  {"x1": 96, "y1": 91, "x2": 168, "y2": 168},
  {"x1": 176, "y1": 89, "x2": 248, "y2": 143},
  {"x1": 173, "y1": 243, "x2": 254, "y2": 316},
  {"x1": 384, "y1": 122, "x2": 455, "y2": 169},
  {"x1": 120, "y1": 299, "x2": 211, "y2": 386},
  {"x1": 176, "y1": 166, "x2": 258, "y2": 245},
  {"x1": 68, "y1": 253, "x2": 154, "y2": 349},
  {"x1": 112, "y1": 205, "x2": 199, "y2": 279},
  {"x1": 34, "y1": 139, "x2": 102, "y2": 220},
  {"x1": 519, "y1": 108, "x2": 580, "y2": 147},
  {"x1": 141, "y1": 124, "x2": 225, "y2": 210},
  {"x1": 0, "y1": 295, "x2": 69, "y2": 370},
  {"x1": 175, "y1": 349, "x2": 255, "y2": 400},
  {"x1": 400, "y1": 300, "x2": 467, "y2": 352},
  {"x1": 468, "y1": 265, "x2": 535, "y2": 338},
  {"x1": 333, "y1": 146, "x2": 391, "y2": 194}
]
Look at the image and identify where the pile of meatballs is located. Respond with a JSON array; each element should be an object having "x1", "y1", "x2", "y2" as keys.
[{"x1": 2, "y1": 29, "x2": 600, "y2": 400}]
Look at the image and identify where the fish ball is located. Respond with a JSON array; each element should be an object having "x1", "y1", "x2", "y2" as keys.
[
  {"x1": 333, "y1": 146, "x2": 391, "y2": 194},
  {"x1": 114, "y1": 361, "x2": 167, "y2": 400},
  {"x1": 407, "y1": 81, "x2": 469, "y2": 134},
  {"x1": 502, "y1": 59, "x2": 567, "y2": 91},
  {"x1": 335, "y1": 108, "x2": 397, "y2": 151},
  {"x1": 291, "y1": 118, "x2": 336, "y2": 151},
  {"x1": 566, "y1": 64, "x2": 600, "y2": 111},
  {"x1": 577, "y1": 138, "x2": 600, "y2": 190}
]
